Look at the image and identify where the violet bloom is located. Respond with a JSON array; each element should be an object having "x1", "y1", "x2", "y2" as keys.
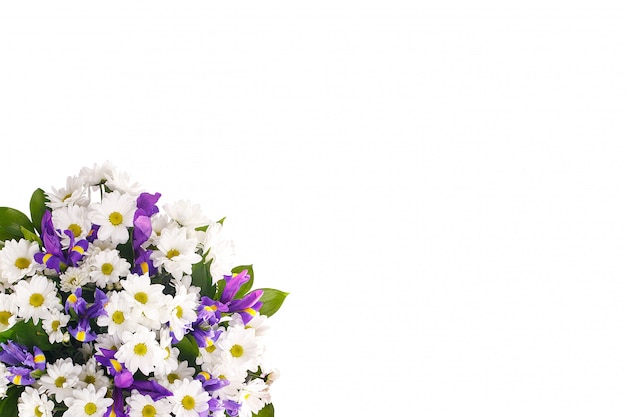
[
  {"x1": 34, "y1": 211, "x2": 89, "y2": 273},
  {"x1": 132, "y1": 192, "x2": 160, "y2": 275},
  {"x1": 0, "y1": 341, "x2": 46, "y2": 386}
]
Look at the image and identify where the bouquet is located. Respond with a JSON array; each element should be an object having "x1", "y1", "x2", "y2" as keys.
[{"x1": 0, "y1": 162, "x2": 287, "y2": 417}]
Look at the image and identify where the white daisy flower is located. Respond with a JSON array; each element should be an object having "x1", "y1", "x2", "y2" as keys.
[
  {"x1": 157, "y1": 359, "x2": 195, "y2": 390},
  {"x1": 163, "y1": 200, "x2": 211, "y2": 230},
  {"x1": 0, "y1": 363, "x2": 10, "y2": 399},
  {"x1": 104, "y1": 168, "x2": 144, "y2": 196},
  {"x1": 51, "y1": 204, "x2": 91, "y2": 247},
  {"x1": 120, "y1": 273, "x2": 171, "y2": 329},
  {"x1": 88, "y1": 190, "x2": 136, "y2": 245},
  {"x1": 17, "y1": 387, "x2": 55, "y2": 417},
  {"x1": 115, "y1": 326, "x2": 166, "y2": 375},
  {"x1": 0, "y1": 239, "x2": 41, "y2": 284},
  {"x1": 169, "y1": 379, "x2": 210, "y2": 417},
  {"x1": 0, "y1": 293, "x2": 18, "y2": 332},
  {"x1": 238, "y1": 379, "x2": 271, "y2": 417},
  {"x1": 167, "y1": 284, "x2": 198, "y2": 342},
  {"x1": 64, "y1": 385, "x2": 113, "y2": 417},
  {"x1": 59, "y1": 266, "x2": 91, "y2": 293},
  {"x1": 216, "y1": 324, "x2": 264, "y2": 376},
  {"x1": 76, "y1": 358, "x2": 109, "y2": 391},
  {"x1": 46, "y1": 175, "x2": 89, "y2": 209},
  {"x1": 154, "y1": 329, "x2": 179, "y2": 377},
  {"x1": 97, "y1": 291, "x2": 142, "y2": 337},
  {"x1": 42, "y1": 309, "x2": 71, "y2": 343},
  {"x1": 151, "y1": 227, "x2": 202, "y2": 280},
  {"x1": 93, "y1": 333, "x2": 122, "y2": 356},
  {"x1": 38, "y1": 358, "x2": 83, "y2": 404},
  {"x1": 88, "y1": 248, "x2": 131, "y2": 288},
  {"x1": 79, "y1": 161, "x2": 116, "y2": 188},
  {"x1": 206, "y1": 362, "x2": 245, "y2": 400},
  {"x1": 14, "y1": 275, "x2": 60, "y2": 324},
  {"x1": 202, "y1": 221, "x2": 236, "y2": 281},
  {"x1": 127, "y1": 391, "x2": 172, "y2": 417}
]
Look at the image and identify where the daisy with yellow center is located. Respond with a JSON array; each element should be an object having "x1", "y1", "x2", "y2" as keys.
[
  {"x1": 64, "y1": 385, "x2": 113, "y2": 417},
  {"x1": 87, "y1": 190, "x2": 136, "y2": 245},
  {"x1": 0, "y1": 239, "x2": 41, "y2": 284},
  {"x1": 126, "y1": 392, "x2": 172, "y2": 417},
  {"x1": 115, "y1": 326, "x2": 166, "y2": 375},
  {"x1": 169, "y1": 379, "x2": 210, "y2": 417},
  {"x1": 14, "y1": 275, "x2": 60, "y2": 325}
]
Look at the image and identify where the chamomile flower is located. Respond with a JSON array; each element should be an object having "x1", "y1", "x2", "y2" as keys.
[
  {"x1": 88, "y1": 190, "x2": 136, "y2": 245},
  {"x1": 120, "y1": 273, "x2": 171, "y2": 328},
  {"x1": 202, "y1": 221, "x2": 236, "y2": 282},
  {"x1": 59, "y1": 266, "x2": 91, "y2": 293},
  {"x1": 151, "y1": 227, "x2": 201, "y2": 280},
  {"x1": 154, "y1": 329, "x2": 179, "y2": 377},
  {"x1": 52, "y1": 204, "x2": 91, "y2": 247},
  {"x1": 163, "y1": 200, "x2": 211, "y2": 230},
  {"x1": 17, "y1": 387, "x2": 55, "y2": 417},
  {"x1": 169, "y1": 379, "x2": 210, "y2": 417},
  {"x1": 216, "y1": 324, "x2": 263, "y2": 376},
  {"x1": 157, "y1": 359, "x2": 195, "y2": 390},
  {"x1": 46, "y1": 175, "x2": 89, "y2": 209},
  {"x1": 127, "y1": 391, "x2": 172, "y2": 417},
  {"x1": 14, "y1": 275, "x2": 60, "y2": 324},
  {"x1": 79, "y1": 161, "x2": 116, "y2": 188},
  {"x1": 104, "y1": 168, "x2": 144, "y2": 196},
  {"x1": 238, "y1": 379, "x2": 271, "y2": 417},
  {"x1": 115, "y1": 326, "x2": 166, "y2": 375},
  {"x1": 0, "y1": 363, "x2": 10, "y2": 399},
  {"x1": 39, "y1": 358, "x2": 83, "y2": 404},
  {"x1": 167, "y1": 284, "x2": 198, "y2": 341},
  {"x1": 76, "y1": 358, "x2": 109, "y2": 391},
  {"x1": 0, "y1": 293, "x2": 18, "y2": 332},
  {"x1": 64, "y1": 385, "x2": 113, "y2": 417},
  {"x1": 42, "y1": 309, "x2": 70, "y2": 343},
  {"x1": 0, "y1": 239, "x2": 41, "y2": 284},
  {"x1": 97, "y1": 291, "x2": 141, "y2": 337},
  {"x1": 88, "y1": 248, "x2": 131, "y2": 288}
]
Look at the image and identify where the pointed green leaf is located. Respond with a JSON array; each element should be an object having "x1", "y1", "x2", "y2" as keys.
[
  {"x1": 0, "y1": 207, "x2": 35, "y2": 241},
  {"x1": 20, "y1": 226, "x2": 42, "y2": 246},
  {"x1": 11, "y1": 319, "x2": 55, "y2": 350},
  {"x1": 175, "y1": 335, "x2": 200, "y2": 366},
  {"x1": 192, "y1": 260, "x2": 213, "y2": 298},
  {"x1": 29, "y1": 188, "x2": 47, "y2": 234},
  {"x1": 232, "y1": 265, "x2": 254, "y2": 299},
  {"x1": 0, "y1": 385, "x2": 23, "y2": 417},
  {"x1": 217, "y1": 217, "x2": 226, "y2": 225},
  {"x1": 258, "y1": 289, "x2": 289, "y2": 317},
  {"x1": 253, "y1": 403, "x2": 274, "y2": 417}
]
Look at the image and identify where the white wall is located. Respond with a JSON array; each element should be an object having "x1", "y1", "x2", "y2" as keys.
[{"x1": 1, "y1": 1, "x2": 625, "y2": 416}]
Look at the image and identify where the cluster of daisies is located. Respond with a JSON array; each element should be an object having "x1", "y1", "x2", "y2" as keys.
[{"x1": 0, "y1": 163, "x2": 285, "y2": 417}]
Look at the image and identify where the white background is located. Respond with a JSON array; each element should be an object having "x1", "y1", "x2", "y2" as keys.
[{"x1": 1, "y1": 1, "x2": 626, "y2": 416}]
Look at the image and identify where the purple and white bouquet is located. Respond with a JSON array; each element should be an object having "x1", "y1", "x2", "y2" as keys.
[{"x1": 0, "y1": 163, "x2": 287, "y2": 417}]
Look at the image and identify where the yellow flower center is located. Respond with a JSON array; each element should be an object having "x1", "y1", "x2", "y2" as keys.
[
  {"x1": 29, "y1": 293, "x2": 44, "y2": 307},
  {"x1": 134, "y1": 292, "x2": 148, "y2": 304},
  {"x1": 134, "y1": 343, "x2": 148, "y2": 356},
  {"x1": 167, "y1": 373, "x2": 179, "y2": 384},
  {"x1": 230, "y1": 344, "x2": 244, "y2": 358},
  {"x1": 34, "y1": 406, "x2": 43, "y2": 417},
  {"x1": 175, "y1": 305, "x2": 183, "y2": 319},
  {"x1": 68, "y1": 223, "x2": 82, "y2": 237},
  {"x1": 142, "y1": 404, "x2": 157, "y2": 417},
  {"x1": 84, "y1": 402, "x2": 97, "y2": 415},
  {"x1": 181, "y1": 395, "x2": 195, "y2": 410},
  {"x1": 112, "y1": 311, "x2": 125, "y2": 324},
  {"x1": 0, "y1": 311, "x2": 12, "y2": 326},
  {"x1": 51, "y1": 320, "x2": 61, "y2": 331},
  {"x1": 84, "y1": 375, "x2": 96, "y2": 384},
  {"x1": 101, "y1": 263, "x2": 114, "y2": 275},
  {"x1": 62, "y1": 193, "x2": 72, "y2": 202},
  {"x1": 109, "y1": 211, "x2": 123, "y2": 226},
  {"x1": 55, "y1": 376, "x2": 66, "y2": 388},
  {"x1": 14, "y1": 257, "x2": 30, "y2": 269},
  {"x1": 205, "y1": 345, "x2": 216, "y2": 353},
  {"x1": 164, "y1": 346, "x2": 171, "y2": 359},
  {"x1": 166, "y1": 249, "x2": 180, "y2": 259}
]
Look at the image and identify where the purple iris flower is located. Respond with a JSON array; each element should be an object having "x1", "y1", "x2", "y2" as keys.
[
  {"x1": 34, "y1": 211, "x2": 89, "y2": 273},
  {"x1": 0, "y1": 341, "x2": 46, "y2": 386},
  {"x1": 218, "y1": 270, "x2": 264, "y2": 324},
  {"x1": 132, "y1": 192, "x2": 160, "y2": 275},
  {"x1": 67, "y1": 289, "x2": 108, "y2": 342},
  {"x1": 197, "y1": 371, "x2": 230, "y2": 392},
  {"x1": 223, "y1": 399, "x2": 241, "y2": 416}
]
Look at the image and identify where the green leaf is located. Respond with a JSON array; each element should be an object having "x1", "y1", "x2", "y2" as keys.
[
  {"x1": 259, "y1": 289, "x2": 289, "y2": 317},
  {"x1": 232, "y1": 265, "x2": 254, "y2": 299},
  {"x1": 175, "y1": 335, "x2": 200, "y2": 365},
  {"x1": 29, "y1": 188, "x2": 47, "y2": 235},
  {"x1": 191, "y1": 260, "x2": 213, "y2": 298},
  {"x1": 216, "y1": 217, "x2": 226, "y2": 225},
  {"x1": 20, "y1": 226, "x2": 42, "y2": 246},
  {"x1": 0, "y1": 207, "x2": 35, "y2": 241},
  {"x1": 0, "y1": 385, "x2": 23, "y2": 417},
  {"x1": 9, "y1": 320, "x2": 54, "y2": 350},
  {"x1": 253, "y1": 403, "x2": 274, "y2": 417}
]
